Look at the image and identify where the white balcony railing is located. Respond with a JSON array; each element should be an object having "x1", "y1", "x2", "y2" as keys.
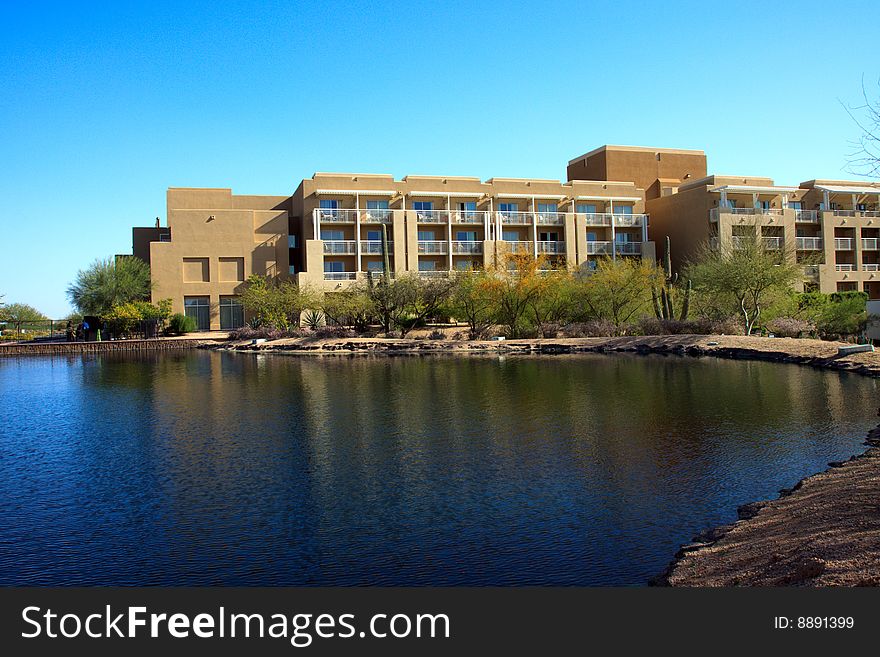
[
  {"x1": 582, "y1": 212, "x2": 613, "y2": 226},
  {"x1": 615, "y1": 241, "x2": 642, "y2": 255},
  {"x1": 613, "y1": 214, "x2": 645, "y2": 227},
  {"x1": 835, "y1": 238, "x2": 854, "y2": 250},
  {"x1": 504, "y1": 240, "x2": 533, "y2": 253},
  {"x1": 498, "y1": 212, "x2": 533, "y2": 225},
  {"x1": 586, "y1": 241, "x2": 612, "y2": 255},
  {"x1": 536, "y1": 240, "x2": 565, "y2": 254},
  {"x1": 451, "y1": 241, "x2": 483, "y2": 254},
  {"x1": 414, "y1": 210, "x2": 449, "y2": 223},
  {"x1": 712, "y1": 207, "x2": 785, "y2": 220},
  {"x1": 762, "y1": 236, "x2": 784, "y2": 249},
  {"x1": 361, "y1": 240, "x2": 393, "y2": 254},
  {"x1": 417, "y1": 270, "x2": 450, "y2": 278},
  {"x1": 835, "y1": 264, "x2": 855, "y2": 271},
  {"x1": 861, "y1": 210, "x2": 880, "y2": 218},
  {"x1": 316, "y1": 208, "x2": 358, "y2": 223},
  {"x1": 451, "y1": 211, "x2": 488, "y2": 224},
  {"x1": 361, "y1": 209, "x2": 393, "y2": 223},
  {"x1": 796, "y1": 236, "x2": 823, "y2": 250},
  {"x1": 794, "y1": 209, "x2": 819, "y2": 223},
  {"x1": 323, "y1": 271, "x2": 357, "y2": 281},
  {"x1": 323, "y1": 240, "x2": 356, "y2": 254},
  {"x1": 863, "y1": 264, "x2": 880, "y2": 272},
  {"x1": 862, "y1": 238, "x2": 880, "y2": 250},
  {"x1": 535, "y1": 212, "x2": 565, "y2": 225},
  {"x1": 833, "y1": 209, "x2": 857, "y2": 217},
  {"x1": 417, "y1": 240, "x2": 448, "y2": 254}
]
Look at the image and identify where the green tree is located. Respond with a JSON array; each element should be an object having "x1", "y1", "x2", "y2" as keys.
[
  {"x1": 527, "y1": 269, "x2": 577, "y2": 337},
  {"x1": 67, "y1": 257, "x2": 152, "y2": 316},
  {"x1": 393, "y1": 273, "x2": 457, "y2": 337},
  {"x1": 576, "y1": 257, "x2": 660, "y2": 335},
  {"x1": 239, "y1": 275, "x2": 316, "y2": 330},
  {"x1": 687, "y1": 232, "x2": 801, "y2": 335},
  {"x1": 446, "y1": 270, "x2": 496, "y2": 339},
  {"x1": 0, "y1": 302, "x2": 48, "y2": 322},
  {"x1": 481, "y1": 253, "x2": 548, "y2": 338}
]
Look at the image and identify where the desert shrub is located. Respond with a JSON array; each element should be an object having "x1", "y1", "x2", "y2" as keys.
[
  {"x1": 766, "y1": 317, "x2": 816, "y2": 338},
  {"x1": 167, "y1": 313, "x2": 196, "y2": 335},
  {"x1": 228, "y1": 326, "x2": 307, "y2": 340},
  {"x1": 313, "y1": 326, "x2": 356, "y2": 339},
  {"x1": 638, "y1": 317, "x2": 743, "y2": 336},
  {"x1": 302, "y1": 309, "x2": 324, "y2": 330},
  {"x1": 427, "y1": 329, "x2": 446, "y2": 340},
  {"x1": 538, "y1": 322, "x2": 560, "y2": 338},
  {"x1": 562, "y1": 319, "x2": 617, "y2": 337}
]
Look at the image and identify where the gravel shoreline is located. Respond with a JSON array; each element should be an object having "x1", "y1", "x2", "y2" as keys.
[{"x1": 211, "y1": 333, "x2": 880, "y2": 586}]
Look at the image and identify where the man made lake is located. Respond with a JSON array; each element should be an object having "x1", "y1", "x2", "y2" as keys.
[{"x1": 0, "y1": 351, "x2": 876, "y2": 586}]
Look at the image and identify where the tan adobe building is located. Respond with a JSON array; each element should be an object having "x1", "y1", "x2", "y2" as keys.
[{"x1": 131, "y1": 144, "x2": 880, "y2": 331}]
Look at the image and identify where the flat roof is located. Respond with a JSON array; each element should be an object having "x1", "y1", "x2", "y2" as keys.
[
  {"x1": 568, "y1": 144, "x2": 706, "y2": 165},
  {"x1": 814, "y1": 184, "x2": 880, "y2": 195}
]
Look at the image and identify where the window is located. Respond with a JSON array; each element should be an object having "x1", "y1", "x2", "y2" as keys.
[
  {"x1": 539, "y1": 231, "x2": 558, "y2": 241},
  {"x1": 324, "y1": 261, "x2": 344, "y2": 272},
  {"x1": 616, "y1": 233, "x2": 632, "y2": 243},
  {"x1": 499, "y1": 203, "x2": 518, "y2": 213},
  {"x1": 418, "y1": 261, "x2": 436, "y2": 271},
  {"x1": 587, "y1": 231, "x2": 597, "y2": 241},
  {"x1": 366, "y1": 200, "x2": 389, "y2": 210},
  {"x1": 789, "y1": 201, "x2": 803, "y2": 210},
  {"x1": 289, "y1": 265, "x2": 296, "y2": 275},
  {"x1": 537, "y1": 202, "x2": 557, "y2": 213},
  {"x1": 413, "y1": 201, "x2": 433, "y2": 211},
  {"x1": 858, "y1": 203, "x2": 868, "y2": 211},
  {"x1": 577, "y1": 204, "x2": 597, "y2": 214},
  {"x1": 367, "y1": 261, "x2": 385, "y2": 271},
  {"x1": 320, "y1": 229, "x2": 344, "y2": 241},
  {"x1": 366, "y1": 230, "x2": 382, "y2": 241},
  {"x1": 456, "y1": 231, "x2": 477, "y2": 241},
  {"x1": 418, "y1": 230, "x2": 436, "y2": 241},
  {"x1": 183, "y1": 296, "x2": 210, "y2": 331},
  {"x1": 455, "y1": 260, "x2": 476, "y2": 271},
  {"x1": 502, "y1": 231, "x2": 519, "y2": 242},
  {"x1": 458, "y1": 201, "x2": 477, "y2": 212},
  {"x1": 288, "y1": 235, "x2": 298, "y2": 248},
  {"x1": 757, "y1": 200, "x2": 771, "y2": 210},
  {"x1": 219, "y1": 296, "x2": 244, "y2": 330},
  {"x1": 614, "y1": 205, "x2": 633, "y2": 214},
  {"x1": 319, "y1": 199, "x2": 340, "y2": 209}
]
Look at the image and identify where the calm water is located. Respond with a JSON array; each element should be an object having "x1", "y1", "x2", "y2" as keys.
[{"x1": 0, "y1": 351, "x2": 877, "y2": 586}]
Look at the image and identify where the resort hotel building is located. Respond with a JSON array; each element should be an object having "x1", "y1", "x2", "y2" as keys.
[{"x1": 131, "y1": 145, "x2": 880, "y2": 330}]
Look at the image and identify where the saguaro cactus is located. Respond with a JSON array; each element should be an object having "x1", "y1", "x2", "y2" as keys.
[{"x1": 652, "y1": 236, "x2": 691, "y2": 321}]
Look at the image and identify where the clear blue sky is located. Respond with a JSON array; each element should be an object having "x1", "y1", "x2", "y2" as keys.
[{"x1": 2, "y1": 0, "x2": 878, "y2": 317}]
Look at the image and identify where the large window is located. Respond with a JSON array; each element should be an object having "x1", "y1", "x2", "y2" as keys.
[
  {"x1": 502, "y1": 231, "x2": 519, "y2": 242},
  {"x1": 319, "y1": 199, "x2": 339, "y2": 209},
  {"x1": 418, "y1": 230, "x2": 436, "y2": 241},
  {"x1": 537, "y1": 203, "x2": 557, "y2": 213},
  {"x1": 324, "y1": 261, "x2": 345, "y2": 272},
  {"x1": 219, "y1": 296, "x2": 244, "y2": 330},
  {"x1": 458, "y1": 201, "x2": 477, "y2": 212},
  {"x1": 614, "y1": 205, "x2": 633, "y2": 214},
  {"x1": 184, "y1": 296, "x2": 210, "y2": 331},
  {"x1": 413, "y1": 201, "x2": 433, "y2": 211},
  {"x1": 418, "y1": 261, "x2": 436, "y2": 271},
  {"x1": 456, "y1": 231, "x2": 477, "y2": 241},
  {"x1": 366, "y1": 230, "x2": 382, "y2": 241},
  {"x1": 366, "y1": 200, "x2": 389, "y2": 210},
  {"x1": 577, "y1": 203, "x2": 597, "y2": 214},
  {"x1": 320, "y1": 229, "x2": 344, "y2": 241},
  {"x1": 499, "y1": 203, "x2": 518, "y2": 213},
  {"x1": 539, "y1": 231, "x2": 558, "y2": 241}
]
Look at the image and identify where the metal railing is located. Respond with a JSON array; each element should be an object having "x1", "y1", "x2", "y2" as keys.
[
  {"x1": 323, "y1": 271, "x2": 357, "y2": 281},
  {"x1": 835, "y1": 238, "x2": 854, "y2": 250},
  {"x1": 794, "y1": 210, "x2": 819, "y2": 222},
  {"x1": 361, "y1": 240, "x2": 393, "y2": 254},
  {"x1": 835, "y1": 264, "x2": 855, "y2": 271},
  {"x1": 323, "y1": 240, "x2": 356, "y2": 254},
  {"x1": 832, "y1": 209, "x2": 857, "y2": 217},
  {"x1": 414, "y1": 210, "x2": 449, "y2": 223},
  {"x1": 863, "y1": 264, "x2": 880, "y2": 272},
  {"x1": 417, "y1": 240, "x2": 448, "y2": 254},
  {"x1": 361, "y1": 209, "x2": 393, "y2": 223},
  {"x1": 316, "y1": 208, "x2": 358, "y2": 223},
  {"x1": 762, "y1": 236, "x2": 784, "y2": 249},
  {"x1": 417, "y1": 270, "x2": 450, "y2": 278},
  {"x1": 367, "y1": 270, "x2": 396, "y2": 280},
  {"x1": 451, "y1": 241, "x2": 483, "y2": 254},
  {"x1": 498, "y1": 212, "x2": 533, "y2": 225},
  {"x1": 536, "y1": 241, "x2": 565, "y2": 254},
  {"x1": 615, "y1": 241, "x2": 642, "y2": 255},
  {"x1": 503, "y1": 240, "x2": 533, "y2": 253},
  {"x1": 613, "y1": 214, "x2": 644, "y2": 227},
  {"x1": 586, "y1": 241, "x2": 612, "y2": 255},
  {"x1": 535, "y1": 212, "x2": 565, "y2": 225},
  {"x1": 862, "y1": 238, "x2": 880, "y2": 250},
  {"x1": 450, "y1": 211, "x2": 488, "y2": 224},
  {"x1": 581, "y1": 212, "x2": 613, "y2": 226},
  {"x1": 796, "y1": 237, "x2": 823, "y2": 250}
]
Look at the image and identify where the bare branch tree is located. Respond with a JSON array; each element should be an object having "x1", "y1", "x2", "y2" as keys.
[{"x1": 842, "y1": 76, "x2": 880, "y2": 178}]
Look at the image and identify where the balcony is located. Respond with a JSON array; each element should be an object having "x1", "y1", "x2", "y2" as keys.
[
  {"x1": 361, "y1": 209, "x2": 393, "y2": 224},
  {"x1": 796, "y1": 237, "x2": 823, "y2": 250},
  {"x1": 451, "y1": 210, "x2": 489, "y2": 224},
  {"x1": 613, "y1": 214, "x2": 645, "y2": 227},
  {"x1": 417, "y1": 240, "x2": 448, "y2": 254},
  {"x1": 323, "y1": 240, "x2": 356, "y2": 255},
  {"x1": 367, "y1": 270, "x2": 396, "y2": 280},
  {"x1": 451, "y1": 241, "x2": 483, "y2": 254},
  {"x1": 835, "y1": 264, "x2": 855, "y2": 272},
  {"x1": 862, "y1": 238, "x2": 880, "y2": 250},
  {"x1": 362, "y1": 240, "x2": 393, "y2": 254},
  {"x1": 586, "y1": 241, "x2": 612, "y2": 255},
  {"x1": 803, "y1": 265, "x2": 820, "y2": 278},
  {"x1": 535, "y1": 212, "x2": 566, "y2": 225},
  {"x1": 615, "y1": 241, "x2": 642, "y2": 255},
  {"x1": 503, "y1": 240, "x2": 533, "y2": 254},
  {"x1": 418, "y1": 270, "x2": 450, "y2": 279},
  {"x1": 316, "y1": 208, "x2": 358, "y2": 223},
  {"x1": 835, "y1": 238, "x2": 854, "y2": 250},
  {"x1": 324, "y1": 271, "x2": 357, "y2": 281},
  {"x1": 710, "y1": 207, "x2": 785, "y2": 221},
  {"x1": 762, "y1": 236, "x2": 784, "y2": 250},
  {"x1": 863, "y1": 264, "x2": 880, "y2": 272},
  {"x1": 498, "y1": 212, "x2": 533, "y2": 225},
  {"x1": 582, "y1": 212, "x2": 613, "y2": 226},
  {"x1": 832, "y1": 209, "x2": 857, "y2": 217},
  {"x1": 414, "y1": 210, "x2": 449, "y2": 223},
  {"x1": 537, "y1": 241, "x2": 565, "y2": 254},
  {"x1": 794, "y1": 210, "x2": 819, "y2": 223}
]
